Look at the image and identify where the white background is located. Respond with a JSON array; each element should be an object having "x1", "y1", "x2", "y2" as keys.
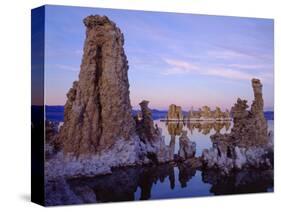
[{"x1": 0, "y1": 0, "x2": 280, "y2": 211}]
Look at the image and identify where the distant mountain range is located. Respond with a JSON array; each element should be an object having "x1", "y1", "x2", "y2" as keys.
[{"x1": 43, "y1": 105, "x2": 274, "y2": 122}]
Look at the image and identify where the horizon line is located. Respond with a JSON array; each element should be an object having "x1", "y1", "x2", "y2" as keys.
[{"x1": 37, "y1": 104, "x2": 275, "y2": 112}]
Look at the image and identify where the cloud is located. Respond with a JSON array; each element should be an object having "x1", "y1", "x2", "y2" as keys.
[
  {"x1": 207, "y1": 44, "x2": 272, "y2": 61},
  {"x1": 162, "y1": 58, "x2": 272, "y2": 82},
  {"x1": 165, "y1": 59, "x2": 199, "y2": 70},
  {"x1": 56, "y1": 64, "x2": 79, "y2": 72},
  {"x1": 227, "y1": 63, "x2": 270, "y2": 70},
  {"x1": 207, "y1": 49, "x2": 252, "y2": 60},
  {"x1": 163, "y1": 58, "x2": 199, "y2": 75},
  {"x1": 204, "y1": 68, "x2": 254, "y2": 80}
]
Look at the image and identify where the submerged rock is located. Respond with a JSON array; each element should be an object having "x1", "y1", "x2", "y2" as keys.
[{"x1": 202, "y1": 79, "x2": 273, "y2": 174}]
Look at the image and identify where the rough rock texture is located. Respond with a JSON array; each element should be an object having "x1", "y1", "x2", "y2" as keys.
[
  {"x1": 188, "y1": 106, "x2": 231, "y2": 120},
  {"x1": 47, "y1": 15, "x2": 144, "y2": 178},
  {"x1": 178, "y1": 131, "x2": 196, "y2": 160},
  {"x1": 45, "y1": 121, "x2": 61, "y2": 159},
  {"x1": 211, "y1": 79, "x2": 268, "y2": 147},
  {"x1": 202, "y1": 79, "x2": 273, "y2": 174},
  {"x1": 202, "y1": 132, "x2": 273, "y2": 174},
  {"x1": 201, "y1": 106, "x2": 212, "y2": 118},
  {"x1": 251, "y1": 79, "x2": 268, "y2": 144},
  {"x1": 135, "y1": 100, "x2": 175, "y2": 163},
  {"x1": 167, "y1": 104, "x2": 183, "y2": 120},
  {"x1": 135, "y1": 100, "x2": 158, "y2": 143},
  {"x1": 46, "y1": 16, "x2": 178, "y2": 179},
  {"x1": 57, "y1": 15, "x2": 136, "y2": 156},
  {"x1": 188, "y1": 106, "x2": 201, "y2": 119}
]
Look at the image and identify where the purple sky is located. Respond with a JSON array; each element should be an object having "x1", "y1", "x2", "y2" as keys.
[{"x1": 44, "y1": 5, "x2": 274, "y2": 111}]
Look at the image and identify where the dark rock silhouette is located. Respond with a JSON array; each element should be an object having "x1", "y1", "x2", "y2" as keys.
[
  {"x1": 201, "y1": 169, "x2": 273, "y2": 195},
  {"x1": 45, "y1": 163, "x2": 273, "y2": 205}
]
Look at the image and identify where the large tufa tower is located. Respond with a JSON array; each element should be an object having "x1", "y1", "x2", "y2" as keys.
[{"x1": 58, "y1": 15, "x2": 136, "y2": 157}]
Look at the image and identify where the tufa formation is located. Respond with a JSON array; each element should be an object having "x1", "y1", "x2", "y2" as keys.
[
  {"x1": 211, "y1": 79, "x2": 268, "y2": 147},
  {"x1": 57, "y1": 15, "x2": 136, "y2": 156},
  {"x1": 48, "y1": 16, "x2": 175, "y2": 178},
  {"x1": 188, "y1": 106, "x2": 231, "y2": 121},
  {"x1": 178, "y1": 131, "x2": 196, "y2": 160},
  {"x1": 135, "y1": 100, "x2": 158, "y2": 143},
  {"x1": 135, "y1": 100, "x2": 175, "y2": 163},
  {"x1": 167, "y1": 104, "x2": 183, "y2": 120},
  {"x1": 202, "y1": 79, "x2": 273, "y2": 174}
]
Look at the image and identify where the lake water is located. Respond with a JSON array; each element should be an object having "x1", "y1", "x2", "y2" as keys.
[
  {"x1": 51, "y1": 120, "x2": 274, "y2": 204},
  {"x1": 156, "y1": 119, "x2": 274, "y2": 157}
]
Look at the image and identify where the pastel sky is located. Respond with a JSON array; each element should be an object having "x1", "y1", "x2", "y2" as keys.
[{"x1": 44, "y1": 5, "x2": 274, "y2": 111}]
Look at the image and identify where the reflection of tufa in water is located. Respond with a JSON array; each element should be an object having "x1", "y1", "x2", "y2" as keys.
[
  {"x1": 178, "y1": 131, "x2": 196, "y2": 160},
  {"x1": 164, "y1": 120, "x2": 231, "y2": 136},
  {"x1": 167, "y1": 121, "x2": 184, "y2": 135},
  {"x1": 45, "y1": 163, "x2": 273, "y2": 205},
  {"x1": 186, "y1": 121, "x2": 231, "y2": 135},
  {"x1": 43, "y1": 14, "x2": 273, "y2": 205},
  {"x1": 202, "y1": 169, "x2": 273, "y2": 195}
]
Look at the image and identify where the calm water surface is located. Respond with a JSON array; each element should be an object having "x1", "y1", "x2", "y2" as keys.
[
  {"x1": 156, "y1": 119, "x2": 274, "y2": 157},
  {"x1": 48, "y1": 120, "x2": 274, "y2": 204}
]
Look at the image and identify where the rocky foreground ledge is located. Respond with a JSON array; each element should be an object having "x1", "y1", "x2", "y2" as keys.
[{"x1": 45, "y1": 15, "x2": 273, "y2": 180}]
